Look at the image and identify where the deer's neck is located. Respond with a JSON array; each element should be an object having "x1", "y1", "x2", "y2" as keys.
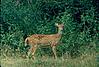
[{"x1": 58, "y1": 29, "x2": 63, "y2": 34}]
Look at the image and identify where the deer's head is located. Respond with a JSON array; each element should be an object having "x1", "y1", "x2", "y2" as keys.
[{"x1": 55, "y1": 23, "x2": 64, "y2": 30}]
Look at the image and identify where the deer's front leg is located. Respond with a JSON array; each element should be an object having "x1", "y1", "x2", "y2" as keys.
[{"x1": 52, "y1": 46, "x2": 57, "y2": 59}]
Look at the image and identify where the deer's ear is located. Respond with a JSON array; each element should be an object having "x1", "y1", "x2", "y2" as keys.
[{"x1": 55, "y1": 23, "x2": 58, "y2": 26}]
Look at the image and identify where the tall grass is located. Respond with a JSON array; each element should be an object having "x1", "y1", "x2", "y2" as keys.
[{"x1": 1, "y1": 52, "x2": 96, "y2": 67}]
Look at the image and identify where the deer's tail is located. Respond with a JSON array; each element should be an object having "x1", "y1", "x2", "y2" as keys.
[{"x1": 25, "y1": 38, "x2": 29, "y2": 46}]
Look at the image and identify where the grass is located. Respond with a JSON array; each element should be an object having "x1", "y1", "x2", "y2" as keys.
[{"x1": 0, "y1": 53, "x2": 96, "y2": 67}]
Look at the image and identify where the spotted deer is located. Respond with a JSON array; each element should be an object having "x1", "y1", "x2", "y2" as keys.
[{"x1": 25, "y1": 23, "x2": 64, "y2": 59}]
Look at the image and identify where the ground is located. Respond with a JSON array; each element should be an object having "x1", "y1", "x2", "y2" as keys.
[{"x1": 0, "y1": 54, "x2": 96, "y2": 67}]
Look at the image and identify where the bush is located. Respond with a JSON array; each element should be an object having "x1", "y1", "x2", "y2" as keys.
[{"x1": 1, "y1": 0, "x2": 98, "y2": 58}]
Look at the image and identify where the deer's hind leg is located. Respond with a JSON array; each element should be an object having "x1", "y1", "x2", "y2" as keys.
[
  {"x1": 31, "y1": 45, "x2": 37, "y2": 59},
  {"x1": 27, "y1": 45, "x2": 37, "y2": 59}
]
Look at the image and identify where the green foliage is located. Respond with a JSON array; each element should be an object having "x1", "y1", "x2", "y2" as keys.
[{"x1": 1, "y1": 0, "x2": 98, "y2": 58}]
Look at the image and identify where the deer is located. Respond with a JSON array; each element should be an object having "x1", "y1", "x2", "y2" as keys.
[{"x1": 25, "y1": 23, "x2": 64, "y2": 59}]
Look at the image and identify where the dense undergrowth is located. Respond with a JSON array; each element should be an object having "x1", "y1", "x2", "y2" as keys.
[{"x1": 0, "y1": 1, "x2": 99, "y2": 66}]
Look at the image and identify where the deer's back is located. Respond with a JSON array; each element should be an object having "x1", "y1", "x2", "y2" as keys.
[{"x1": 26, "y1": 34, "x2": 61, "y2": 45}]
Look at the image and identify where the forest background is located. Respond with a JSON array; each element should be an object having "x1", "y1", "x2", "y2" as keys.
[{"x1": 0, "y1": 0, "x2": 99, "y2": 67}]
